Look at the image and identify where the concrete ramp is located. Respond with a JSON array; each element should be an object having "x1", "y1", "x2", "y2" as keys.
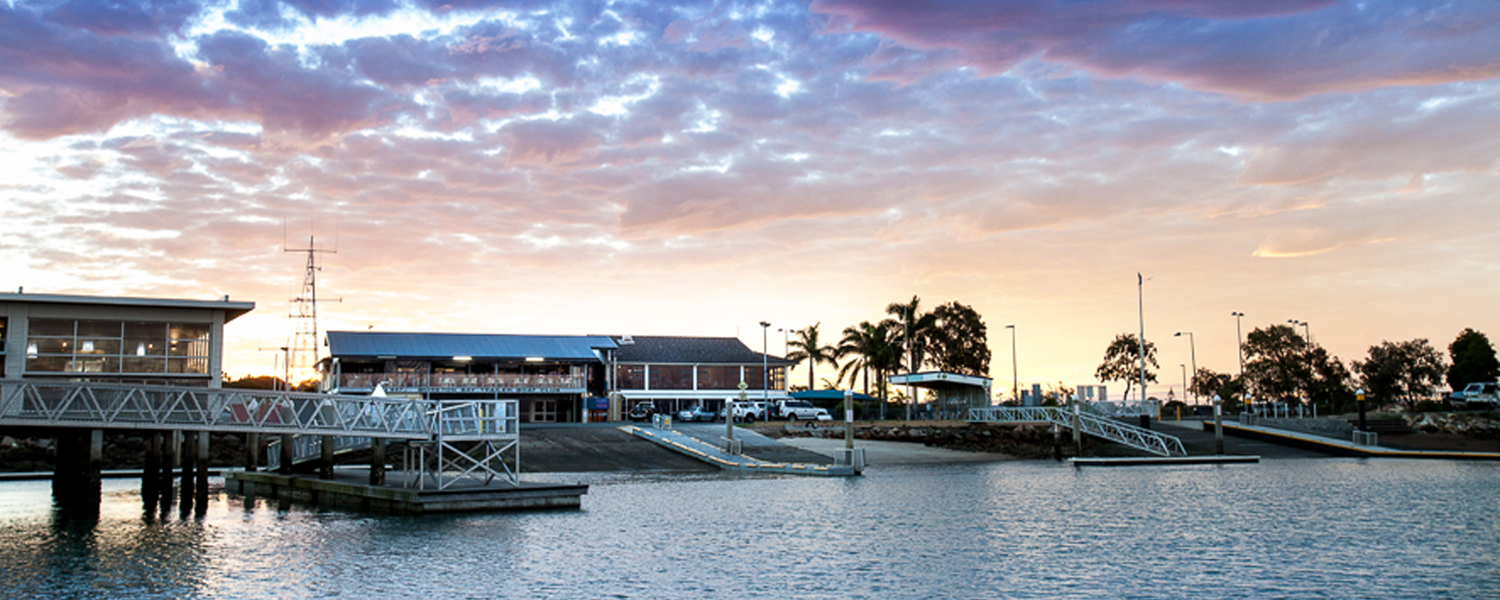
[{"x1": 624, "y1": 426, "x2": 857, "y2": 476}]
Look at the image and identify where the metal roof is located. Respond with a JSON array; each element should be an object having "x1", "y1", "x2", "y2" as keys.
[
  {"x1": 327, "y1": 331, "x2": 617, "y2": 362},
  {"x1": 609, "y1": 335, "x2": 796, "y2": 366},
  {"x1": 0, "y1": 292, "x2": 255, "y2": 322},
  {"x1": 888, "y1": 371, "x2": 992, "y2": 390}
]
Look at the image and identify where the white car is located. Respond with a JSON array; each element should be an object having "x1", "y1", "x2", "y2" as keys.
[
  {"x1": 777, "y1": 400, "x2": 832, "y2": 422},
  {"x1": 1455, "y1": 382, "x2": 1498, "y2": 409},
  {"x1": 722, "y1": 401, "x2": 767, "y2": 422}
]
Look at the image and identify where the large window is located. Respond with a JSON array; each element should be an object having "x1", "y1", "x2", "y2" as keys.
[
  {"x1": 26, "y1": 319, "x2": 211, "y2": 376},
  {"x1": 648, "y1": 365, "x2": 693, "y2": 390},
  {"x1": 616, "y1": 365, "x2": 645, "y2": 390},
  {"x1": 695, "y1": 365, "x2": 741, "y2": 390}
]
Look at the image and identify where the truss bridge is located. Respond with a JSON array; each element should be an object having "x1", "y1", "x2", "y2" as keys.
[{"x1": 968, "y1": 406, "x2": 1186, "y2": 457}]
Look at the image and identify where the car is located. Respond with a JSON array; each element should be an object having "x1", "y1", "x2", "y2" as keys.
[
  {"x1": 776, "y1": 399, "x2": 832, "y2": 422},
  {"x1": 1454, "y1": 382, "x2": 1499, "y2": 410},
  {"x1": 627, "y1": 402, "x2": 658, "y2": 422},
  {"x1": 676, "y1": 405, "x2": 718, "y2": 422},
  {"x1": 721, "y1": 401, "x2": 767, "y2": 422}
]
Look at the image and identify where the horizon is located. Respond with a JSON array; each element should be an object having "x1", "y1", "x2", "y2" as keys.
[{"x1": 2, "y1": 0, "x2": 1496, "y2": 398}]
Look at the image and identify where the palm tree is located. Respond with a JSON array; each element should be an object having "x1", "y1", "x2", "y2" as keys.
[
  {"x1": 838, "y1": 320, "x2": 900, "y2": 415},
  {"x1": 886, "y1": 295, "x2": 938, "y2": 374},
  {"x1": 785, "y1": 323, "x2": 838, "y2": 391}
]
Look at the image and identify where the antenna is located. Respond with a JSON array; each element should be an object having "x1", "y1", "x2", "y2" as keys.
[{"x1": 285, "y1": 235, "x2": 340, "y2": 388}]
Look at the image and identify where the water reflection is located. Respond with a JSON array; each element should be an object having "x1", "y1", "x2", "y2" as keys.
[{"x1": 0, "y1": 461, "x2": 1497, "y2": 599}]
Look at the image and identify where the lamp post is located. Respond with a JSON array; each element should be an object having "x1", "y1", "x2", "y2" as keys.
[
  {"x1": 1180, "y1": 364, "x2": 1187, "y2": 411},
  {"x1": 1174, "y1": 331, "x2": 1197, "y2": 406},
  {"x1": 778, "y1": 327, "x2": 790, "y2": 392},
  {"x1": 1006, "y1": 325, "x2": 1018, "y2": 404},
  {"x1": 1231, "y1": 312, "x2": 1245, "y2": 379},
  {"x1": 760, "y1": 321, "x2": 770, "y2": 419},
  {"x1": 1288, "y1": 319, "x2": 1311, "y2": 344}
]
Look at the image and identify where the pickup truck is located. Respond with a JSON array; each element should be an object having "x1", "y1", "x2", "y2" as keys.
[
  {"x1": 776, "y1": 400, "x2": 832, "y2": 421},
  {"x1": 1453, "y1": 382, "x2": 1498, "y2": 409},
  {"x1": 722, "y1": 401, "x2": 767, "y2": 422}
]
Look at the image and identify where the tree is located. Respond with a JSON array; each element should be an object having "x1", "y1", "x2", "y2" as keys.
[
  {"x1": 837, "y1": 320, "x2": 897, "y2": 400},
  {"x1": 1190, "y1": 367, "x2": 1241, "y2": 406},
  {"x1": 1447, "y1": 328, "x2": 1499, "y2": 391},
  {"x1": 925, "y1": 301, "x2": 990, "y2": 377},
  {"x1": 886, "y1": 295, "x2": 938, "y2": 374},
  {"x1": 1242, "y1": 324, "x2": 1351, "y2": 409},
  {"x1": 1095, "y1": 333, "x2": 1158, "y2": 402},
  {"x1": 1242, "y1": 324, "x2": 1312, "y2": 402},
  {"x1": 785, "y1": 323, "x2": 838, "y2": 391},
  {"x1": 1355, "y1": 339, "x2": 1447, "y2": 412}
]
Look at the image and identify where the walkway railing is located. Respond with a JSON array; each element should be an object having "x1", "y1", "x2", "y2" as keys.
[
  {"x1": 0, "y1": 381, "x2": 427, "y2": 438},
  {"x1": 968, "y1": 406, "x2": 1186, "y2": 457},
  {"x1": 336, "y1": 372, "x2": 585, "y2": 392}
]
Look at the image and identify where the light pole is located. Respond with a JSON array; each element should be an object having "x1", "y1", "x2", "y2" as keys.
[
  {"x1": 1231, "y1": 312, "x2": 1245, "y2": 379},
  {"x1": 1180, "y1": 364, "x2": 1187, "y2": 411},
  {"x1": 1174, "y1": 331, "x2": 1197, "y2": 406},
  {"x1": 760, "y1": 321, "x2": 770, "y2": 418},
  {"x1": 778, "y1": 327, "x2": 790, "y2": 392},
  {"x1": 1288, "y1": 319, "x2": 1311, "y2": 344},
  {"x1": 1006, "y1": 325, "x2": 1017, "y2": 404}
]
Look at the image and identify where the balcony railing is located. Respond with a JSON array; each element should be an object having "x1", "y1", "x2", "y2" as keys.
[{"x1": 335, "y1": 372, "x2": 586, "y2": 392}]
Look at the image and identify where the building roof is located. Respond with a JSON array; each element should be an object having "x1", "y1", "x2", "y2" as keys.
[
  {"x1": 327, "y1": 331, "x2": 617, "y2": 362},
  {"x1": 0, "y1": 292, "x2": 255, "y2": 322},
  {"x1": 888, "y1": 371, "x2": 992, "y2": 390},
  {"x1": 791, "y1": 389, "x2": 879, "y2": 403},
  {"x1": 610, "y1": 335, "x2": 796, "y2": 366}
]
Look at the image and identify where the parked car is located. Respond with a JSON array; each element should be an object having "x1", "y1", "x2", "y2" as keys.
[
  {"x1": 722, "y1": 401, "x2": 767, "y2": 422},
  {"x1": 627, "y1": 402, "x2": 658, "y2": 422},
  {"x1": 776, "y1": 400, "x2": 832, "y2": 422},
  {"x1": 1454, "y1": 382, "x2": 1499, "y2": 409},
  {"x1": 676, "y1": 405, "x2": 718, "y2": 422}
]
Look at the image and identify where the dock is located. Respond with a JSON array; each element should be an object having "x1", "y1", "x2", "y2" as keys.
[
  {"x1": 623, "y1": 425, "x2": 858, "y2": 476},
  {"x1": 225, "y1": 470, "x2": 587, "y2": 514},
  {"x1": 1212, "y1": 420, "x2": 1500, "y2": 460},
  {"x1": 1070, "y1": 455, "x2": 1260, "y2": 467}
]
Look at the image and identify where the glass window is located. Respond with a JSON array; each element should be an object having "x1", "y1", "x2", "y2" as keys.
[
  {"x1": 76, "y1": 320, "x2": 122, "y2": 338},
  {"x1": 123, "y1": 357, "x2": 166, "y2": 374},
  {"x1": 648, "y1": 365, "x2": 693, "y2": 390},
  {"x1": 168, "y1": 357, "x2": 209, "y2": 374},
  {"x1": 30, "y1": 337, "x2": 70, "y2": 354},
  {"x1": 28, "y1": 319, "x2": 75, "y2": 337},
  {"x1": 26, "y1": 356, "x2": 68, "y2": 372},
  {"x1": 170, "y1": 323, "x2": 210, "y2": 341},
  {"x1": 743, "y1": 366, "x2": 766, "y2": 390},
  {"x1": 696, "y1": 365, "x2": 741, "y2": 390},
  {"x1": 616, "y1": 365, "x2": 645, "y2": 389}
]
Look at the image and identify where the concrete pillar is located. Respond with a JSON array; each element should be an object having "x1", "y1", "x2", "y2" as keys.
[
  {"x1": 179, "y1": 431, "x2": 195, "y2": 509},
  {"x1": 195, "y1": 431, "x2": 210, "y2": 511},
  {"x1": 142, "y1": 432, "x2": 161, "y2": 508},
  {"x1": 278, "y1": 433, "x2": 294, "y2": 474},
  {"x1": 370, "y1": 440, "x2": 386, "y2": 486},
  {"x1": 244, "y1": 433, "x2": 260, "y2": 472},
  {"x1": 52, "y1": 429, "x2": 103, "y2": 506},
  {"x1": 319, "y1": 435, "x2": 335, "y2": 480},
  {"x1": 1051, "y1": 423, "x2": 1062, "y2": 461}
]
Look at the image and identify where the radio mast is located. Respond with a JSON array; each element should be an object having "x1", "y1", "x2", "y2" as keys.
[{"x1": 286, "y1": 235, "x2": 338, "y2": 389}]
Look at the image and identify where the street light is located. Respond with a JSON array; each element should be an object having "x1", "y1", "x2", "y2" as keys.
[
  {"x1": 1231, "y1": 312, "x2": 1245, "y2": 379},
  {"x1": 759, "y1": 322, "x2": 770, "y2": 416},
  {"x1": 777, "y1": 327, "x2": 790, "y2": 392},
  {"x1": 1174, "y1": 331, "x2": 1197, "y2": 406},
  {"x1": 1288, "y1": 319, "x2": 1311, "y2": 344},
  {"x1": 1006, "y1": 325, "x2": 1018, "y2": 404}
]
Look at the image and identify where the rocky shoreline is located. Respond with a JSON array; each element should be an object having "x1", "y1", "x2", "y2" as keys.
[{"x1": 768, "y1": 422, "x2": 1107, "y2": 459}]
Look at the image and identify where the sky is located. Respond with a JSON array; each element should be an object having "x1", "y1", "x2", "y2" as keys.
[{"x1": 2, "y1": 0, "x2": 1498, "y2": 400}]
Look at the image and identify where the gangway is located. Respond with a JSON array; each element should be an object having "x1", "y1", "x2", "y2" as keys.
[
  {"x1": 0, "y1": 381, "x2": 520, "y2": 489},
  {"x1": 968, "y1": 406, "x2": 1186, "y2": 457}
]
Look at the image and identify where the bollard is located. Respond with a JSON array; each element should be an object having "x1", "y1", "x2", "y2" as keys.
[{"x1": 1213, "y1": 395, "x2": 1224, "y2": 456}]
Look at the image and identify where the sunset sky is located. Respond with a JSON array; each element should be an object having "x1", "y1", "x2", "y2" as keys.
[{"x1": 2, "y1": 0, "x2": 1497, "y2": 399}]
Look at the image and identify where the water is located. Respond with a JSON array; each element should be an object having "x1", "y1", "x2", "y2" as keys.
[{"x1": 1, "y1": 459, "x2": 1498, "y2": 599}]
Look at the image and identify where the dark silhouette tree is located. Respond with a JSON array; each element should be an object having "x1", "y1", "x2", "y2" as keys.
[
  {"x1": 886, "y1": 295, "x2": 937, "y2": 374},
  {"x1": 925, "y1": 301, "x2": 990, "y2": 377},
  {"x1": 1356, "y1": 339, "x2": 1446, "y2": 412},
  {"x1": 785, "y1": 323, "x2": 838, "y2": 391},
  {"x1": 1447, "y1": 328, "x2": 1499, "y2": 391},
  {"x1": 837, "y1": 321, "x2": 896, "y2": 400},
  {"x1": 1095, "y1": 333, "x2": 1158, "y2": 402}
]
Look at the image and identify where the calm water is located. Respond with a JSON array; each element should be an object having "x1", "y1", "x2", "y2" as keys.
[{"x1": 1, "y1": 459, "x2": 1498, "y2": 599}]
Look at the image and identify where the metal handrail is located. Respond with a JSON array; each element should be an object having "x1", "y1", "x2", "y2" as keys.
[
  {"x1": 0, "y1": 381, "x2": 428, "y2": 438},
  {"x1": 968, "y1": 406, "x2": 1186, "y2": 457}
]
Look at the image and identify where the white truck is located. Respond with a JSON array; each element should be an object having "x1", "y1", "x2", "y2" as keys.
[
  {"x1": 1453, "y1": 382, "x2": 1498, "y2": 409},
  {"x1": 776, "y1": 399, "x2": 832, "y2": 421}
]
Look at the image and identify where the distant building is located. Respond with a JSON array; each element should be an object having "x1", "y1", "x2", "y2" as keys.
[
  {"x1": 319, "y1": 331, "x2": 791, "y2": 423},
  {"x1": 1076, "y1": 384, "x2": 1108, "y2": 403},
  {"x1": 609, "y1": 335, "x2": 794, "y2": 416},
  {"x1": 0, "y1": 292, "x2": 253, "y2": 387}
]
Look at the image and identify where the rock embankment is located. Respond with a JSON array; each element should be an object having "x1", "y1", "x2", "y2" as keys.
[
  {"x1": 1406, "y1": 413, "x2": 1500, "y2": 439},
  {"x1": 776, "y1": 423, "x2": 1101, "y2": 459}
]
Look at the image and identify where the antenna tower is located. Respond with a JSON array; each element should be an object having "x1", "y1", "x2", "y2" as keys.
[{"x1": 286, "y1": 236, "x2": 339, "y2": 388}]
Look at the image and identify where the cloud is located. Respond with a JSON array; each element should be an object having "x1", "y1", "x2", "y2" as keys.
[{"x1": 811, "y1": 0, "x2": 1500, "y2": 98}]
